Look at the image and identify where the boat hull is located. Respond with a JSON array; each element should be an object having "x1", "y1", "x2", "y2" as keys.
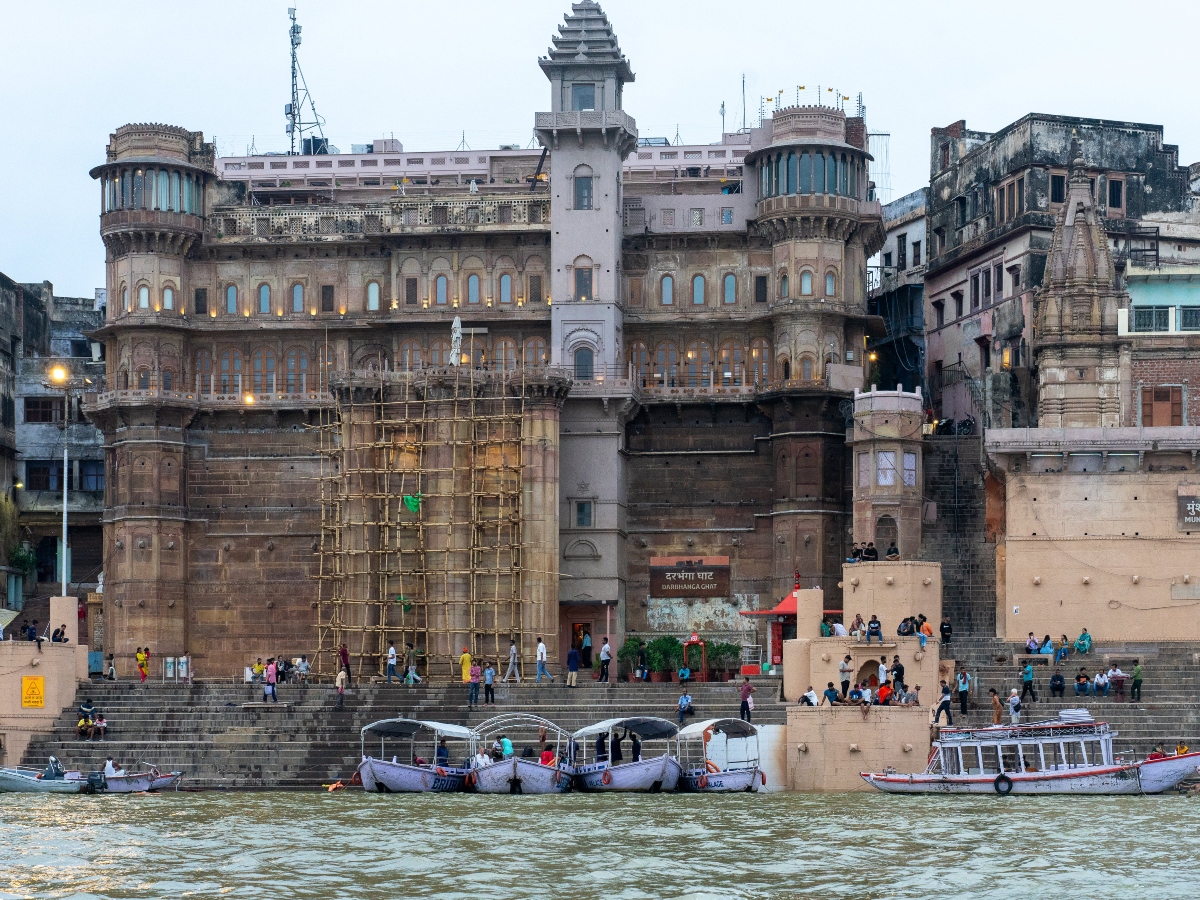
[
  {"x1": 863, "y1": 765, "x2": 1144, "y2": 794},
  {"x1": 0, "y1": 769, "x2": 82, "y2": 794},
  {"x1": 100, "y1": 773, "x2": 154, "y2": 793},
  {"x1": 576, "y1": 755, "x2": 681, "y2": 792},
  {"x1": 358, "y1": 757, "x2": 465, "y2": 793},
  {"x1": 1137, "y1": 752, "x2": 1200, "y2": 794},
  {"x1": 473, "y1": 758, "x2": 574, "y2": 794},
  {"x1": 149, "y1": 772, "x2": 183, "y2": 792},
  {"x1": 681, "y1": 766, "x2": 760, "y2": 793}
]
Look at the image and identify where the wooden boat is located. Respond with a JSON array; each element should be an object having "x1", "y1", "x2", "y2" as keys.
[
  {"x1": 677, "y1": 718, "x2": 764, "y2": 792},
  {"x1": 356, "y1": 718, "x2": 478, "y2": 793},
  {"x1": 862, "y1": 709, "x2": 1200, "y2": 795},
  {"x1": 0, "y1": 758, "x2": 83, "y2": 794},
  {"x1": 70, "y1": 766, "x2": 183, "y2": 793},
  {"x1": 572, "y1": 717, "x2": 681, "y2": 792},
  {"x1": 471, "y1": 714, "x2": 574, "y2": 794}
]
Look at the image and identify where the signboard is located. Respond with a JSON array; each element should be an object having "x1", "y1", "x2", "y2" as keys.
[
  {"x1": 21, "y1": 676, "x2": 45, "y2": 709},
  {"x1": 1180, "y1": 494, "x2": 1200, "y2": 530},
  {"x1": 649, "y1": 556, "x2": 730, "y2": 598}
]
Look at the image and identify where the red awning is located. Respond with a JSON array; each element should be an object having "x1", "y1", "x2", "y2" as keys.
[{"x1": 739, "y1": 590, "x2": 798, "y2": 618}]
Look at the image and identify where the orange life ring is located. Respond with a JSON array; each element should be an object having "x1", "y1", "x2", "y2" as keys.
[
  {"x1": 465, "y1": 771, "x2": 476, "y2": 786},
  {"x1": 760, "y1": 771, "x2": 767, "y2": 786},
  {"x1": 705, "y1": 759, "x2": 721, "y2": 774},
  {"x1": 350, "y1": 770, "x2": 363, "y2": 786},
  {"x1": 435, "y1": 766, "x2": 447, "y2": 777},
  {"x1": 698, "y1": 774, "x2": 708, "y2": 788},
  {"x1": 601, "y1": 769, "x2": 612, "y2": 785},
  {"x1": 702, "y1": 727, "x2": 713, "y2": 745}
]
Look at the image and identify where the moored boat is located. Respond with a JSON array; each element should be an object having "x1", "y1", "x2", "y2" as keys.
[
  {"x1": 471, "y1": 714, "x2": 574, "y2": 794},
  {"x1": 862, "y1": 709, "x2": 1200, "y2": 795},
  {"x1": 356, "y1": 718, "x2": 477, "y2": 793},
  {"x1": 572, "y1": 717, "x2": 681, "y2": 792},
  {"x1": 0, "y1": 757, "x2": 84, "y2": 794},
  {"x1": 677, "y1": 718, "x2": 764, "y2": 792}
]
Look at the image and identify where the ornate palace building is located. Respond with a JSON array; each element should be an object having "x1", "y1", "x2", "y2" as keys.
[{"x1": 86, "y1": 1, "x2": 884, "y2": 676}]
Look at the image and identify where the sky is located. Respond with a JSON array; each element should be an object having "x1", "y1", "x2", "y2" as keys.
[{"x1": 1, "y1": 0, "x2": 1196, "y2": 297}]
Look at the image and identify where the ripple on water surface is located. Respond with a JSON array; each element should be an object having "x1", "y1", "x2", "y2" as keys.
[{"x1": 1, "y1": 791, "x2": 1198, "y2": 899}]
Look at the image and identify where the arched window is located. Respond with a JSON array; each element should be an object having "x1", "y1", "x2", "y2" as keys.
[
  {"x1": 574, "y1": 347, "x2": 594, "y2": 380},
  {"x1": 285, "y1": 349, "x2": 309, "y2": 392},
  {"x1": 655, "y1": 341, "x2": 679, "y2": 386},
  {"x1": 801, "y1": 271, "x2": 813, "y2": 296},
  {"x1": 137, "y1": 368, "x2": 150, "y2": 390},
  {"x1": 827, "y1": 154, "x2": 838, "y2": 196},
  {"x1": 225, "y1": 285, "x2": 238, "y2": 315},
  {"x1": 573, "y1": 164, "x2": 594, "y2": 210},
  {"x1": 683, "y1": 340, "x2": 712, "y2": 386},
  {"x1": 814, "y1": 152, "x2": 826, "y2": 193},
  {"x1": 292, "y1": 283, "x2": 304, "y2": 313},
  {"x1": 723, "y1": 273, "x2": 736, "y2": 305},
  {"x1": 138, "y1": 286, "x2": 149, "y2": 309},
  {"x1": 780, "y1": 274, "x2": 789, "y2": 300},
  {"x1": 524, "y1": 337, "x2": 548, "y2": 367},
  {"x1": 781, "y1": 358, "x2": 791, "y2": 381},
  {"x1": 219, "y1": 349, "x2": 243, "y2": 394},
  {"x1": 435, "y1": 275, "x2": 448, "y2": 305},
  {"x1": 718, "y1": 340, "x2": 744, "y2": 385},
  {"x1": 661, "y1": 274, "x2": 674, "y2": 306},
  {"x1": 252, "y1": 348, "x2": 276, "y2": 393},
  {"x1": 258, "y1": 284, "x2": 271, "y2": 314},
  {"x1": 801, "y1": 357, "x2": 814, "y2": 381},
  {"x1": 161, "y1": 369, "x2": 173, "y2": 391},
  {"x1": 494, "y1": 338, "x2": 518, "y2": 370},
  {"x1": 366, "y1": 281, "x2": 380, "y2": 311},
  {"x1": 750, "y1": 338, "x2": 771, "y2": 385},
  {"x1": 428, "y1": 339, "x2": 452, "y2": 367},
  {"x1": 826, "y1": 271, "x2": 837, "y2": 297},
  {"x1": 194, "y1": 349, "x2": 212, "y2": 393},
  {"x1": 398, "y1": 340, "x2": 423, "y2": 371},
  {"x1": 467, "y1": 274, "x2": 480, "y2": 304},
  {"x1": 628, "y1": 341, "x2": 650, "y2": 386},
  {"x1": 692, "y1": 275, "x2": 705, "y2": 306},
  {"x1": 122, "y1": 286, "x2": 129, "y2": 311},
  {"x1": 499, "y1": 273, "x2": 512, "y2": 304},
  {"x1": 163, "y1": 286, "x2": 174, "y2": 310}
]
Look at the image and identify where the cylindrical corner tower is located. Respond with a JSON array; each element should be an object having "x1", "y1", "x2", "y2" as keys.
[{"x1": 849, "y1": 385, "x2": 925, "y2": 558}]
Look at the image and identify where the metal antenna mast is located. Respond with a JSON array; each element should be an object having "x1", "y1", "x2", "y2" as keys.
[{"x1": 286, "y1": 7, "x2": 326, "y2": 155}]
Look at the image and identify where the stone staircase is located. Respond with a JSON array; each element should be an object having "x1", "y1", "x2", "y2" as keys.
[{"x1": 21, "y1": 676, "x2": 785, "y2": 789}]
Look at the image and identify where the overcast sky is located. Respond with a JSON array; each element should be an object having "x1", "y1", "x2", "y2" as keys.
[{"x1": 1, "y1": 0, "x2": 1195, "y2": 297}]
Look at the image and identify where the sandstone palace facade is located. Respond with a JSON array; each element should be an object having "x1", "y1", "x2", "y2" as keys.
[{"x1": 86, "y1": 2, "x2": 885, "y2": 677}]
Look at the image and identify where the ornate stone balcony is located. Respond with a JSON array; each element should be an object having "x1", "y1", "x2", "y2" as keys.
[{"x1": 99, "y1": 208, "x2": 205, "y2": 256}]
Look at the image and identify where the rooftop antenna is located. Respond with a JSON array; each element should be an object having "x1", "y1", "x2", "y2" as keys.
[
  {"x1": 856, "y1": 92, "x2": 866, "y2": 119},
  {"x1": 247, "y1": 135, "x2": 258, "y2": 157},
  {"x1": 457, "y1": 130, "x2": 471, "y2": 151},
  {"x1": 720, "y1": 101, "x2": 725, "y2": 137},
  {"x1": 868, "y1": 131, "x2": 892, "y2": 204},
  {"x1": 741, "y1": 74, "x2": 746, "y2": 132},
  {"x1": 285, "y1": 7, "x2": 327, "y2": 155}
]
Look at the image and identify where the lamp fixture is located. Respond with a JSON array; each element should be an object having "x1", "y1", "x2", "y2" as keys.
[{"x1": 49, "y1": 365, "x2": 68, "y2": 383}]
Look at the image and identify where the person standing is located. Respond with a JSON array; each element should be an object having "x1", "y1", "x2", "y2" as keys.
[
  {"x1": 636, "y1": 641, "x2": 648, "y2": 681},
  {"x1": 502, "y1": 639, "x2": 521, "y2": 683},
  {"x1": 889, "y1": 656, "x2": 905, "y2": 691},
  {"x1": 940, "y1": 616, "x2": 952, "y2": 645},
  {"x1": 1130, "y1": 659, "x2": 1143, "y2": 702},
  {"x1": 338, "y1": 643, "x2": 351, "y2": 686},
  {"x1": 136, "y1": 647, "x2": 149, "y2": 683},
  {"x1": 459, "y1": 646, "x2": 472, "y2": 684},
  {"x1": 598, "y1": 637, "x2": 612, "y2": 683},
  {"x1": 877, "y1": 656, "x2": 888, "y2": 688},
  {"x1": 468, "y1": 660, "x2": 481, "y2": 709},
  {"x1": 935, "y1": 680, "x2": 953, "y2": 726},
  {"x1": 335, "y1": 666, "x2": 348, "y2": 710},
  {"x1": 581, "y1": 629, "x2": 593, "y2": 669},
  {"x1": 404, "y1": 643, "x2": 422, "y2": 685},
  {"x1": 739, "y1": 677, "x2": 756, "y2": 722},
  {"x1": 265, "y1": 658, "x2": 278, "y2": 702},
  {"x1": 386, "y1": 642, "x2": 398, "y2": 684},
  {"x1": 838, "y1": 655, "x2": 853, "y2": 698},
  {"x1": 955, "y1": 668, "x2": 972, "y2": 718},
  {"x1": 566, "y1": 644, "x2": 580, "y2": 688},
  {"x1": 535, "y1": 637, "x2": 552, "y2": 683},
  {"x1": 1020, "y1": 662, "x2": 1037, "y2": 704},
  {"x1": 483, "y1": 660, "x2": 496, "y2": 705},
  {"x1": 1008, "y1": 688, "x2": 1022, "y2": 724},
  {"x1": 989, "y1": 688, "x2": 1003, "y2": 725}
]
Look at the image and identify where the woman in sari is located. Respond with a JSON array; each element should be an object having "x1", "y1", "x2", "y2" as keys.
[{"x1": 1073, "y1": 629, "x2": 1092, "y2": 655}]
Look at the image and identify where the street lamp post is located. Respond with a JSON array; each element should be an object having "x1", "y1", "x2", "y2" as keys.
[{"x1": 48, "y1": 365, "x2": 69, "y2": 597}]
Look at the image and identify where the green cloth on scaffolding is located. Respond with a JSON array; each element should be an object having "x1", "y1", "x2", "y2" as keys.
[{"x1": 402, "y1": 494, "x2": 422, "y2": 512}]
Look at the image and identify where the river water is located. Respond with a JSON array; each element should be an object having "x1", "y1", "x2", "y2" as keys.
[{"x1": 2, "y1": 791, "x2": 1198, "y2": 899}]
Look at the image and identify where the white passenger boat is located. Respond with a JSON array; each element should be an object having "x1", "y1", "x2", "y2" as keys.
[
  {"x1": 67, "y1": 765, "x2": 183, "y2": 793},
  {"x1": 471, "y1": 714, "x2": 574, "y2": 794},
  {"x1": 356, "y1": 718, "x2": 477, "y2": 793},
  {"x1": 0, "y1": 758, "x2": 83, "y2": 794},
  {"x1": 677, "y1": 718, "x2": 765, "y2": 793},
  {"x1": 862, "y1": 709, "x2": 1200, "y2": 795},
  {"x1": 572, "y1": 717, "x2": 681, "y2": 792}
]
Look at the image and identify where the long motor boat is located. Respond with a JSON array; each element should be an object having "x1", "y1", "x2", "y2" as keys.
[
  {"x1": 862, "y1": 709, "x2": 1200, "y2": 795},
  {"x1": 357, "y1": 718, "x2": 478, "y2": 793},
  {"x1": 677, "y1": 718, "x2": 765, "y2": 793},
  {"x1": 572, "y1": 717, "x2": 681, "y2": 792},
  {"x1": 66, "y1": 766, "x2": 184, "y2": 793},
  {"x1": 0, "y1": 758, "x2": 84, "y2": 794},
  {"x1": 471, "y1": 714, "x2": 574, "y2": 794}
]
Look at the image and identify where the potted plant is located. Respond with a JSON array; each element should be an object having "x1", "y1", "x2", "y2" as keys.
[
  {"x1": 617, "y1": 638, "x2": 642, "y2": 682},
  {"x1": 645, "y1": 636, "x2": 682, "y2": 682}
]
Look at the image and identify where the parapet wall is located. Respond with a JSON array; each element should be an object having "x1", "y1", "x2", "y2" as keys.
[
  {"x1": 787, "y1": 705, "x2": 931, "y2": 791},
  {"x1": 840, "y1": 561, "x2": 943, "y2": 631}
]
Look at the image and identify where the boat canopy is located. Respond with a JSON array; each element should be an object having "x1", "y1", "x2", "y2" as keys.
[
  {"x1": 573, "y1": 717, "x2": 679, "y2": 741},
  {"x1": 475, "y1": 713, "x2": 571, "y2": 738},
  {"x1": 359, "y1": 718, "x2": 479, "y2": 741},
  {"x1": 678, "y1": 718, "x2": 758, "y2": 740}
]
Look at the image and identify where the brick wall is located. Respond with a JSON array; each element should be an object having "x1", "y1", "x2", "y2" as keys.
[{"x1": 1131, "y1": 355, "x2": 1199, "y2": 424}]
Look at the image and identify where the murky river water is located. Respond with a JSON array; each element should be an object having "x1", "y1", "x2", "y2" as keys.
[{"x1": 2, "y1": 791, "x2": 1198, "y2": 899}]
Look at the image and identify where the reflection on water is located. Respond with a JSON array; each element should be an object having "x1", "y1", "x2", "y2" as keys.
[{"x1": 1, "y1": 791, "x2": 1198, "y2": 899}]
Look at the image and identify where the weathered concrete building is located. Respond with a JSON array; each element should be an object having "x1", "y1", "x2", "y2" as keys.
[
  {"x1": 924, "y1": 114, "x2": 1200, "y2": 430},
  {"x1": 84, "y1": 1, "x2": 886, "y2": 677},
  {"x1": 868, "y1": 188, "x2": 926, "y2": 395}
]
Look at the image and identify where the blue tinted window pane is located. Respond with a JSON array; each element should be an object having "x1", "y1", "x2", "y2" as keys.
[{"x1": 723, "y1": 274, "x2": 735, "y2": 304}]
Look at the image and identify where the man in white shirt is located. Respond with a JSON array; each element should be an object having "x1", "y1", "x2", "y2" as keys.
[
  {"x1": 831, "y1": 621, "x2": 848, "y2": 637},
  {"x1": 838, "y1": 655, "x2": 854, "y2": 698},
  {"x1": 800, "y1": 686, "x2": 819, "y2": 706},
  {"x1": 502, "y1": 639, "x2": 521, "y2": 683},
  {"x1": 599, "y1": 637, "x2": 612, "y2": 683},
  {"x1": 1093, "y1": 670, "x2": 1110, "y2": 697},
  {"x1": 473, "y1": 748, "x2": 491, "y2": 769},
  {"x1": 103, "y1": 757, "x2": 124, "y2": 777},
  {"x1": 877, "y1": 657, "x2": 888, "y2": 687},
  {"x1": 860, "y1": 684, "x2": 873, "y2": 704},
  {"x1": 535, "y1": 637, "x2": 552, "y2": 683},
  {"x1": 386, "y1": 642, "x2": 398, "y2": 684}
]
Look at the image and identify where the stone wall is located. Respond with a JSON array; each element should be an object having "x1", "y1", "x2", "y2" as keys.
[{"x1": 787, "y1": 705, "x2": 931, "y2": 791}]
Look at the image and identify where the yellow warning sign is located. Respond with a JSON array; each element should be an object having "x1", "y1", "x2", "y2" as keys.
[{"x1": 21, "y1": 676, "x2": 45, "y2": 709}]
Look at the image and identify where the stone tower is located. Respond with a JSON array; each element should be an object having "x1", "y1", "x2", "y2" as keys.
[
  {"x1": 1034, "y1": 160, "x2": 1132, "y2": 426},
  {"x1": 848, "y1": 386, "x2": 925, "y2": 558}
]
